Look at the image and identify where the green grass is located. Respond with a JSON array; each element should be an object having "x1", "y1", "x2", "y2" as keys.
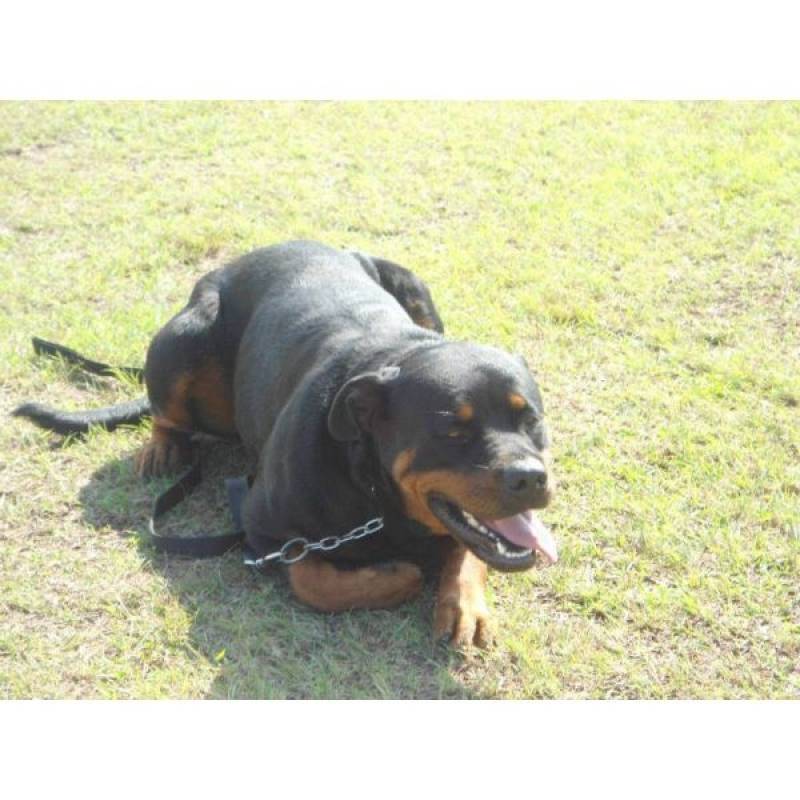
[{"x1": 1, "y1": 101, "x2": 798, "y2": 698}]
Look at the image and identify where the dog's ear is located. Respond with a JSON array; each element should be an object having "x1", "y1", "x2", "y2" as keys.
[{"x1": 327, "y1": 366, "x2": 400, "y2": 442}]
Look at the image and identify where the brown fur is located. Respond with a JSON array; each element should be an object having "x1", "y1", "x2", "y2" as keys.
[
  {"x1": 508, "y1": 392, "x2": 527, "y2": 411},
  {"x1": 161, "y1": 373, "x2": 194, "y2": 429},
  {"x1": 192, "y1": 359, "x2": 236, "y2": 435},
  {"x1": 288, "y1": 555, "x2": 423, "y2": 612},
  {"x1": 137, "y1": 359, "x2": 235, "y2": 477},
  {"x1": 434, "y1": 541, "x2": 492, "y2": 647},
  {"x1": 455, "y1": 403, "x2": 474, "y2": 421},
  {"x1": 134, "y1": 419, "x2": 192, "y2": 477},
  {"x1": 391, "y1": 448, "x2": 506, "y2": 533}
]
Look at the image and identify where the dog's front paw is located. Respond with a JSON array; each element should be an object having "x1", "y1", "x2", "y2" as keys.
[{"x1": 434, "y1": 584, "x2": 494, "y2": 649}]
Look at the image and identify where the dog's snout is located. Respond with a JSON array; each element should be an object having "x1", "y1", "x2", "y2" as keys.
[{"x1": 501, "y1": 459, "x2": 548, "y2": 494}]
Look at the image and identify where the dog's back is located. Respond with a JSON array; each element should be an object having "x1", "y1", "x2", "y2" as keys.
[{"x1": 231, "y1": 241, "x2": 439, "y2": 454}]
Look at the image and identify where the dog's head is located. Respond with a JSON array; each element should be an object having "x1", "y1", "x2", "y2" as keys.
[{"x1": 328, "y1": 342, "x2": 557, "y2": 571}]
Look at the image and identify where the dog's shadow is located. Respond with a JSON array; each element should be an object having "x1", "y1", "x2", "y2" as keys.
[{"x1": 79, "y1": 438, "x2": 479, "y2": 699}]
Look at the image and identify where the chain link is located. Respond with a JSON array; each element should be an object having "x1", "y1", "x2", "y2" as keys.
[{"x1": 244, "y1": 516, "x2": 384, "y2": 569}]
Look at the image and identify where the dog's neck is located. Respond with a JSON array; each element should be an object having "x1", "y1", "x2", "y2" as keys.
[{"x1": 346, "y1": 435, "x2": 402, "y2": 514}]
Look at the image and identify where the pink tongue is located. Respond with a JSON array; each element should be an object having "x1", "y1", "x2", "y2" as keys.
[{"x1": 482, "y1": 511, "x2": 558, "y2": 565}]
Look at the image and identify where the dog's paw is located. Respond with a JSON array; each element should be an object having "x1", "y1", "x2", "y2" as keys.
[
  {"x1": 433, "y1": 584, "x2": 494, "y2": 649},
  {"x1": 134, "y1": 435, "x2": 190, "y2": 478}
]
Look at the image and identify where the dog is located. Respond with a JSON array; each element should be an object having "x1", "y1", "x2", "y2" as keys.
[{"x1": 16, "y1": 241, "x2": 557, "y2": 647}]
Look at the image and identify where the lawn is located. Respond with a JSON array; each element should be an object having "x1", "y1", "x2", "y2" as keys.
[{"x1": 1, "y1": 101, "x2": 798, "y2": 698}]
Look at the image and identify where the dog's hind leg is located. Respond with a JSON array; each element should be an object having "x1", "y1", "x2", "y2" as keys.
[
  {"x1": 351, "y1": 252, "x2": 445, "y2": 333},
  {"x1": 288, "y1": 555, "x2": 424, "y2": 612},
  {"x1": 135, "y1": 353, "x2": 201, "y2": 478},
  {"x1": 136, "y1": 275, "x2": 236, "y2": 478}
]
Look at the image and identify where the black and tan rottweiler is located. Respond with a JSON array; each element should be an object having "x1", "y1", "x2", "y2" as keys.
[{"x1": 16, "y1": 241, "x2": 557, "y2": 647}]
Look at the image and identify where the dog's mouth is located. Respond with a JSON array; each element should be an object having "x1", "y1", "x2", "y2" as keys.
[{"x1": 427, "y1": 494, "x2": 558, "y2": 572}]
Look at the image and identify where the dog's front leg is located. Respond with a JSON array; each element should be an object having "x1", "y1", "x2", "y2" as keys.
[
  {"x1": 434, "y1": 541, "x2": 493, "y2": 648},
  {"x1": 288, "y1": 555, "x2": 423, "y2": 612}
]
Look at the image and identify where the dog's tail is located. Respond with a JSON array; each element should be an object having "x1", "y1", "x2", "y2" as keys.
[
  {"x1": 13, "y1": 397, "x2": 152, "y2": 435},
  {"x1": 13, "y1": 336, "x2": 150, "y2": 434}
]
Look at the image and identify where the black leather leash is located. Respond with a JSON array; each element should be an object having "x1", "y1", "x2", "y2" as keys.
[
  {"x1": 144, "y1": 455, "x2": 385, "y2": 567},
  {"x1": 143, "y1": 454, "x2": 254, "y2": 559}
]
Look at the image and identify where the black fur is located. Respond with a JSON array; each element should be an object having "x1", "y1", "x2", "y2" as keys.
[
  {"x1": 219, "y1": 243, "x2": 551, "y2": 568},
  {"x1": 12, "y1": 397, "x2": 151, "y2": 435}
]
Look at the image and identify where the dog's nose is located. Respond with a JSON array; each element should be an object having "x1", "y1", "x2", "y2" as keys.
[{"x1": 502, "y1": 459, "x2": 548, "y2": 493}]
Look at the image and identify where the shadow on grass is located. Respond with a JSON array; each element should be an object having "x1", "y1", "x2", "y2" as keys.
[{"x1": 78, "y1": 438, "x2": 478, "y2": 699}]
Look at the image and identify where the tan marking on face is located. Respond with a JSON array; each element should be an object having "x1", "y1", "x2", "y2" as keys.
[
  {"x1": 392, "y1": 448, "x2": 415, "y2": 476},
  {"x1": 456, "y1": 403, "x2": 474, "y2": 422},
  {"x1": 392, "y1": 448, "x2": 447, "y2": 533},
  {"x1": 391, "y1": 448, "x2": 503, "y2": 535},
  {"x1": 508, "y1": 393, "x2": 527, "y2": 411}
]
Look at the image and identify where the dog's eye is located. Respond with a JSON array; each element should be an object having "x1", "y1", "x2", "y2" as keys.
[{"x1": 431, "y1": 414, "x2": 473, "y2": 442}]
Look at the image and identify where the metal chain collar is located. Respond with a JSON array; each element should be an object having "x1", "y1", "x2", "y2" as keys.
[{"x1": 243, "y1": 516, "x2": 385, "y2": 569}]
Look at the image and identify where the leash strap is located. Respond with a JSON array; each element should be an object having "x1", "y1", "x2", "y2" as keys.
[
  {"x1": 145, "y1": 459, "x2": 385, "y2": 568},
  {"x1": 144, "y1": 455, "x2": 247, "y2": 557}
]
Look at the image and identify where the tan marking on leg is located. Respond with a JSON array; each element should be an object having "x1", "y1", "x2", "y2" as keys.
[
  {"x1": 288, "y1": 555, "x2": 423, "y2": 612},
  {"x1": 151, "y1": 358, "x2": 236, "y2": 440},
  {"x1": 191, "y1": 359, "x2": 236, "y2": 435},
  {"x1": 161, "y1": 373, "x2": 193, "y2": 429},
  {"x1": 134, "y1": 418, "x2": 193, "y2": 478},
  {"x1": 434, "y1": 541, "x2": 493, "y2": 648}
]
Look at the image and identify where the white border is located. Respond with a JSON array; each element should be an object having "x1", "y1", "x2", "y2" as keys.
[
  {"x1": 1, "y1": 1, "x2": 798, "y2": 98},
  {"x1": 2, "y1": 3, "x2": 797, "y2": 795},
  {"x1": 1, "y1": 701, "x2": 796, "y2": 798}
]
